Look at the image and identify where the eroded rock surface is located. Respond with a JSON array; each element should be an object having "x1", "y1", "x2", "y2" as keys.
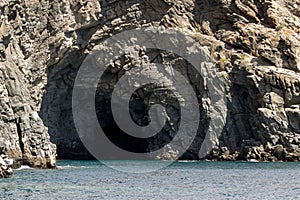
[
  {"x1": 0, "y1": 154, "x2": 12, "y2": 178},
  {"x1": 0, "y1": 0, "x2": 299, "y2": 167}
]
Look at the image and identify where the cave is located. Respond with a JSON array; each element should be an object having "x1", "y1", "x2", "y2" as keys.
[{"x1": 40, "y1": 48, "x2": 211, "y2": 160}]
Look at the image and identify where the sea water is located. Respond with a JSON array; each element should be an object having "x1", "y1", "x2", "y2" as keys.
[{"x1": 1, "y1": 160, "x2": 299, "y2": 199}]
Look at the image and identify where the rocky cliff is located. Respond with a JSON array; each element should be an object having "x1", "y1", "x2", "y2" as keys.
[
  {"x1": 0, "y1": 0, "x2": 299, "y2": 172},
  {"x1": 0, "y1": 154, "x2": 12, "y2": 178}
]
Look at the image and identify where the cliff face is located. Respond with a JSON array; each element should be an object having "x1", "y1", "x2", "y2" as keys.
[
  {"x1": 0, "y1": 0, "x2": 57, "y2": 168},
  {"x1": 0, "y1": 155, "x2": 12, "y2": 178},
  {"x1": 0, "y1": 0, "x2": 299, "y2": 167}
]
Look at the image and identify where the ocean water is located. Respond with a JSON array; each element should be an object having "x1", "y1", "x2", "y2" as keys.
[{"x1": 1, "y1": 160, "x2": 300, "y2": 199}]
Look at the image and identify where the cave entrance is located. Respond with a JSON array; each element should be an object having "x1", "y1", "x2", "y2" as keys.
[{"x1": 40, "y1": 49, "x2": 208, "y2": 160}]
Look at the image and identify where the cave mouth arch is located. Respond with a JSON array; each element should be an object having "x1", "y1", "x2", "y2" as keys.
[{"x1": 40, "y1": 48, "x2": 209, "y2": 160}]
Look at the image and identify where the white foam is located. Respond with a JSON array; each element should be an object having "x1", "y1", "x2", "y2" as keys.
[
  {"x1": 15, "y1": 165, "x2": 33, "y2": 170},
  {"x1": 249, "y1": 159, "x2": 259, "y2": 162},
  {"x1": 177, "y1": 160, "x2": 200, "y2": 163},
  {"x1": 57, "y1": 165, "x2": 88, "y2": 169}
]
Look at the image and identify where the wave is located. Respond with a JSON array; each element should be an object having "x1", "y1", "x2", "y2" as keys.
[
  {"x1": 15, "y1": 165, "x2": 34, "y2": 170},
  {"x1": 57, "y1": 165, "x2": 89, "y2": 169},
  {"x1": 176, "y1": 160, "x2": 202, "y2": 163},
  {"x1": 248, "y1": 159, "x2": 259, "y2": 163}
]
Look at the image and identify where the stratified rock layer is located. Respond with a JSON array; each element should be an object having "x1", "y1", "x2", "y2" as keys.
[{"x1": 0, "y1": 0, "x2": 299, "y2": 165}]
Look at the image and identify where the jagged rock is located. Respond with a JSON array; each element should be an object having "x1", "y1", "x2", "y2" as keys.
[
  {"x1": 0, "y1": 155, "x2": 12, "y2": 178},
  {"x1": 0, "y1": 0, "x2": 299, "y2": 169},
  {"x1": 286, "y1": 108, "x2": 300, "y2": 130}
]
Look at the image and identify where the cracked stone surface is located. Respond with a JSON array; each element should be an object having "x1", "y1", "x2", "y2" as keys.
[{"x1": 0, "y1": 0, "x2": 299, "y2": 170}]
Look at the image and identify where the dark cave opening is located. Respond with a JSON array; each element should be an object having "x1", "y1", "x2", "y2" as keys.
[{"x1": 40, "y1": 48, "x2": 210, "y2": 160}]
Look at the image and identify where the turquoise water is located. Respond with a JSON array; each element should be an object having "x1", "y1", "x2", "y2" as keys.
[{"x1": 1, "y1": 160, "x2": 300, "y2": 199}]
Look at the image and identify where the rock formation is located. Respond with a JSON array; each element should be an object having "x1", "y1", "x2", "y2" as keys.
[
  {"x1": 0, "y1": 154, "x2": 13, "y2": 178},
  {"x1": 0, "y1": 0, "x2": 57, "y2": 169},
  {"x1": 0, "y1": 0, "x2": 299, "y2": 172}
]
